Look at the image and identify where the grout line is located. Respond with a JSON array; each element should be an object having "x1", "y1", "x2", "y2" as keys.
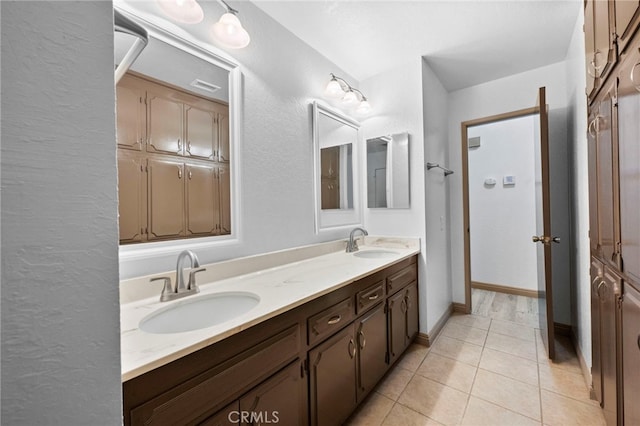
[{"x1": 460, "y1": 317, "x2": 490, "y2": 423}]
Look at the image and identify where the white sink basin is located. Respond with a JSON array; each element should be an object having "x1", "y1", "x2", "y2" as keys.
[
  {"x1": 353, "y1": 250, "x2": 399, "y2": 259},
  {"x1": 139, "y1": 292, "x2": 260, "y2": 334}
]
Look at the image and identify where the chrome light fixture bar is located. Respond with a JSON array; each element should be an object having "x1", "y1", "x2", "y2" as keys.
[
  {"x1": 324, "y1": 73, "x2": 372, "y2": 115},
  {"x1": 426, "y1": 162, "x2": 454, "y2": 176}
]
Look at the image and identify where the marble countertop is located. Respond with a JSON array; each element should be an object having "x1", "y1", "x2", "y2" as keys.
[{"x1": 120, "y1": 237, "x2": 420, "y2": 382}]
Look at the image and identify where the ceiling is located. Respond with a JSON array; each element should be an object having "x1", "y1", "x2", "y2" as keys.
[{"x1": 252, "y1": 0, "x2": 581, "y2": 91}]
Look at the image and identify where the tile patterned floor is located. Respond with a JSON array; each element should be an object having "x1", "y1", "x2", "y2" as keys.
[{"x1": 346, "y1": 311, "x2": 606, "y2": 425}]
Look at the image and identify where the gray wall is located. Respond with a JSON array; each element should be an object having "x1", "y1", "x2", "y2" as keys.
[{"x1": 1, "y1": 1, "x2": 122, "y2": 424}]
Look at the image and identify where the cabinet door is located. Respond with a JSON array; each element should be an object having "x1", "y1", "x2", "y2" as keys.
[
  {"x1": 118, "y1": 153, "x2": 146, "y2": 243},
  {"x1": 116, "y1": 75, "x2": 145, "y2": 151},
  {"x1": 585, "y1": 0, "x2": 597, "y2": 98},
  {"x1": 588, "y1": 108, "x2": 601, "y2": 255},
  {"x1": 617, "y1": 50, "x2": 640, "y2": 284},
  {"x1": 622, "y1": 282, "x2": 640, "y2": 426},
  {"x1": 147, "y1": 158, "x2": 184, "y2": 240},
  {"x1": 590, "y1": 257, "x2": 604, "y2": 404},
  {"x1": 387, "y1": 290, "x2": 406, "y2": 365},
  {"x1": 308, "y1": 324, "x2": 357, "y2": 426},
  {"x1": 217, "y1": 112, "x2": 230, "y2": 162},
  {"x1": 601, "y1": 267, "x2": 621, "y2": 426},
  {"x1": 200, "y1": 401, "x2": 239, "y2": 426},
  {"x1": 239, "y1": 361, "x2": 306, "y2": 426},
  {"x1": 614, "y1": 0, "x2": 640, "y2": 54},
  {"x1": 594, "y1": 0, "x2": 616, "y2": 80},
  {"x1": 595, "y1": 85, "x2": 620, "y2": 267},
  {"x1": 185, "y1": 105, "x2": 215, "y2": 160},
  {"x1": 356, "y1": 303, "x2": 387, "y2": 402},
  {"x1": 186, "y1": 164, "x2": 219, "y2": 236},
  {"x1": 219, "y1": 165, "x2": 231, "y2": 235},
  {"x1": 147, "y1": 89, "x2": 183, "y2": 155},
  {"x1": 405, "y1": 281, "x2": 419, "y2": 342}
]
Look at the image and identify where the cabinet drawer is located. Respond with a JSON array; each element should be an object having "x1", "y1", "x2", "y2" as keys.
[
  {"x1": 130, "y1": 325, "x2": 299, "y2": 425},
  {"x1": 308, "y1": 298, "x2": 355, "y2": 346},
  {"x1": 356, "y1": 281, "x2": 384, "y2": 314},
  {"x1": 386, "y1": 264, "x2": 417, "y2": 294}
]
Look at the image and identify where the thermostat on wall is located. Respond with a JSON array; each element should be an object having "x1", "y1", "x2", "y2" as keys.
[
  {"x1": 484, "y1": 177, "x2": 496, "y2": 186},
  {"x1": 503, "y1": 175, "x2": 516, "y2": 186}
]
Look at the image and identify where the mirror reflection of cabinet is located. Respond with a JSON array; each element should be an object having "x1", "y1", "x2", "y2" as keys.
[
  {"x1": 366, "y1": 132, "x2": 410, "y2": 209},
  {"x1": 312, "y1": 102, "x2": 361, "y2": 232}
]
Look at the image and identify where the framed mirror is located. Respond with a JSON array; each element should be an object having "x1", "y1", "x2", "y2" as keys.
[
  {"x1": 366, "y1": 132, "x2": 410, "y2": 208},
  {"x1": 312, "y1": 102, "x2": 362, "y2": 232}
]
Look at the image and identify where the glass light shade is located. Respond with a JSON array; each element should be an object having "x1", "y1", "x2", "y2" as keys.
[
  {"x1": 356, "y1": 99, "x2": 372, "y2": 115},
  {"x1": 211, "y1": 12, "x2": 251, "y2": 49},
  {"x1": 324, "y1": 79, "x2": 345, "y2": 99},
  {"x1": 342, "y1": 90, "x2": 359, "y2": 106},
  {"x1": 156, "y1": 0, "x2": 204, "y2": 24}
]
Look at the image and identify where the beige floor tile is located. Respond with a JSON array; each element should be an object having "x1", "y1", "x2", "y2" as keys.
[
  {"x1": 346, "y1": 392, "x2": 395, "y2": 426},
  {"x1": 431, "y1": 335, "x2": 483, "y2": 366},
  {"x1": 375, "y1": 367, "x2": 414, "y2": 401},
  {"x1": 396, "y1": 343, "x2": 430, "y2": 372},
  {"x1": 447, "y1": 314, "x2": 492, "y2": 330},
  {"x1": 485, "y1": 332, "x2": 537, "y2": 361},
  {"x1": 471, "y1": 369, "x2": 541, "y2": 421},
  {"x1": 479, "y1": 347, "x2": 539, "y2": 386},
  {"x1": 416, "y1": 352, "x2": 478, "y2": 393},
  {"x1": 441, "y1": 322, "x2": 488, "y2": 346},
  {"x1": 541, "y1": 389, "x2": 606, "y2": 426},
  {"x1": 536, "y1": 332, "x2": 582, "y2": 373},
  {"x1": 538, "y1": 363, "x2": 592, "y2": 402},
  {"x1": 461, "y1": 396, "x2": 541, "y2": 426},
  {"x1": 398, "y1": 375, "x2": 469, "y2": 425},
  {"x1": 381, "y1": 403, "x2": 443, "y2": 426},
  {"x1": 490, "y1": 319, "x2": 536, "y2": 342}
]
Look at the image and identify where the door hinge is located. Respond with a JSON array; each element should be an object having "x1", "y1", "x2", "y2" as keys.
[{"x1": 617, "y1": 294, "x2": 624, "y2": 309}]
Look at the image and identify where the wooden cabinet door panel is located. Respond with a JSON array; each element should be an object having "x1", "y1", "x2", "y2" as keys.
[
  {"x1": 387, "y1": 290, "x2": 406, "y2": 365},
  {"x1": 147, "y1": 91, "x2": 183, "y2": 155},
  {"x1": 118, "y1": 153, "x2": 146, "y2": 243},
  {"x1": 601, "y1": 268, "x2": 620, "y2": 426},
  {"x1": 116, "y1": 76, "x2": 145, "y2": 151},
  {"x1": 622, "y1": 282, "x2": 640, "y2": 426},
  {"x1": 406, "y1": 281, "x2": 419, "y2": 342},
  {"x1": 356, "y1": 303, "x2": 387, "y2": 401},
  {"x1": 239, "y1": 361, "x2": 305, "y2": 426},
  {"x1": 585, "y1": 0, "x2": 597, "y2": 98},
  {"x1": 309, "y1": 324, "x2": 357, "y2": 426},
  {"x1": 617, "y1": 51, "x2": 640, "y2": 284},
  {"x1": 187, "y1": 164, "x2": 219, "y2": 236},
  {"x1": 200, "y1": 401, "x2": 239, "y2": 426},
  {"x1": 219, "y1": 165, "x2": 231, "y2": 234},
  {"x1": 148, "y1": 158, "x2": 184, "y2": 240},
  {"x1": 186, "y1": 105, "x2": 215, "y2": 160},
  {"x1": 218, "y1": 112, "x2": 230, "y2": 162},
  {"x1": 590, "y1": 257, "x2": 604, "y2": 405},
  {"x1": 614, "y1": 0, "x2": 640, "y2": 54},
  {"x1": 593, "y1": 0, "x2": 615, "y2": 80},
  {"x1": 588, "y1": 108, "x2": 600, "y2": 255}
]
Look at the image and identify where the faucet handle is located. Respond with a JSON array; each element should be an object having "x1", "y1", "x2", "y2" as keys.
[
  {"x1": 188, "y1": 268, "x2": 206, "y2": 291},
  {"x1": 151, "y1": 276, "x2": 174, "y2": 301}
]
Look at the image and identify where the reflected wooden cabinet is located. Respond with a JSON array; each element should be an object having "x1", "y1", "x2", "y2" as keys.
[
  {"x1": 590, "y1": 257, "x2": 604, "y2": 405},
  {"x1": 613, "y1": 0, "x2": 640, "y2": 55},
  {"x1": 116, "y1": 76, "x2": 145, "y2": 151},
  {"x1": 185, "y1": 105, "x2": 216, "y2": 160},
  {"x1": 147, "y1": 158, "x2": 185, "y2": 241},
  {"x1": 600, "y1": 267, "x2": 621, "y2": 426},
  {"x1": 217, "y1": 110, "x2": 230, "y2": 163},
  {"x1": 186, "y1": 164, "x2": 220, "y2": 236},
  {"x1": 117, "y1": 153, "x2": 146, "y2": 243},
  {"x1": 147, "y1": 88, "x2": 183, "y2": 155},
  {"x1": 219, "y1": 165, "x2": 231, "y2": 234},
  {"x1": 622, "y1": 282, "x2": 640, "y2": 426},
  {"x1": 585, "y1": 0, "x2": 616, "y2": 101}
]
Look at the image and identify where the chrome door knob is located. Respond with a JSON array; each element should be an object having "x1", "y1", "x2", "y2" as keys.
[
  {"x1": 532, "y1": 236, "x2": 543, "y2": 243},
  {"x1": 552, "y1": 237, "x2": 561, "y2": 243}
]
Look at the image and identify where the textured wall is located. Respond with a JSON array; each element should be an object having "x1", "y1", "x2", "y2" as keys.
[{"x1": 1, "y1": 2, "x2": 122, "y2": 423}]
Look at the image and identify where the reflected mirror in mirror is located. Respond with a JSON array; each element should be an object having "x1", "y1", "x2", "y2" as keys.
[
  {"x1": 366, "y1": 132, "x2": 410, "y2": 208},
  {"x1": 313, "y1": 102, "x2": 361, "y2": 232}
]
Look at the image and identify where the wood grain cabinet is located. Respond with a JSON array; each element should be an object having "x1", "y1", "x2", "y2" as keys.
[
  {"x1": 147, "y1": 87, "x2": 184, "y2": 155},
  {"x1": 186, "y1": 164, "x2": 221, "y2": 236},
  {"x1": 117, "y1": 152, "x2": 146, "y2": 243},
  {"x1": 613, "y1": 0, "x2": 640, "y2": 55},
  {"x1": 147, "y1": 157, "x2": 185, "y2": 241},
  {"x1": 116, "y1": 76, "x2": 145, "y2": 151},
  {"x1": 355, "y1": 303, "x2": 387, "y2": 400},
  {"x1": 585, "y1": 0, "x2": 616, "y2": 101}
]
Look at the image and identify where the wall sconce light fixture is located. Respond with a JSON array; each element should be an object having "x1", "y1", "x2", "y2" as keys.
[
  {"x1": 324, "y1": 73, "x2": 372, "y2": 115},
  {"x1": 156, "y1": 0, "x2": 250, "y2": 49}
]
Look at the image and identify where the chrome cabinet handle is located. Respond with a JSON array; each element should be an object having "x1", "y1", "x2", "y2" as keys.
[
  {"x1": 358, "y1": 330, "x2": 366, "y2": 350},
  {"x1": 188, "y1": 170, "x2": 192, "y2": 180},
  {"x1": 327, "y1": 315, "x2": 341, "y2": 325},
  {"x1": 588, "y1": 50, "x2": 604, "y2": 78},
  {"x1": 367, "y1": 293, "x2": 380, "y2": 301},
  {"x1": 637, "y1": 334, "x2": 640, "y2": 351},
  {"x1": 400, "y1": 299, "x2": 407, "y2": 313},
  {"x1": 631, "y1": 62, "x2": 640, "y2": 92},
  {"x1": 348, "y1": 339, "x2": 356, "y2": 358},
  {"x1": 187, "y1": 140, "x2": 191, "y2": 153},
  {"x1": 178, "y1": 167, "x2": 182, "y2": 179},
  {"x1": 177, "y1": 139, "x2": 182, "y2": 151}
]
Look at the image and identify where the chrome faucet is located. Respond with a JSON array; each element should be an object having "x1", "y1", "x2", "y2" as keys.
[
  {"x1": 150, "y1": 250, "x2": 206, "y2": 302},
  {"x1": 346, "y1": 227, "x2": 368, "y2": 253}
]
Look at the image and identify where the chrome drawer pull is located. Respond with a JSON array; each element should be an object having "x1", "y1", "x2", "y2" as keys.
[
  {"x1": 327, "y1": 315, "x2": 341, "y2": 325},
  {"x1": 348, "y1": 339, "x2": 356, "y2": 358},
  {"x1": 367, "y1": 293, "x2": 380, "y2": 301}
]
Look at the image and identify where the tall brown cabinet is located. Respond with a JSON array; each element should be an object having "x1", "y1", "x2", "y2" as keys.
[
  {"x1": 116, "y1": 73, "x2": 231, "y2": 244},
  {"x1": 585, "y1": 1, "x2": 640, "y2": 425}
]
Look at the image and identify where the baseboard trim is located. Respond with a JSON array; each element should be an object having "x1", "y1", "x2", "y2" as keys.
[
  {"x1": 554, "y1": 322, "x2": 572, "y2": 337},
  {"x1": 471, "y1": 281, "x2": 539, "y2": 299},
  {"x1": 571, "y1": 327, "x2": 595, "y2": 400},
  {"x1": 452, "y1": 302, "x2": 468, "y2": 314},
  {"x1": 419, "y1": 303, "x2": 454, "y2": 347}
]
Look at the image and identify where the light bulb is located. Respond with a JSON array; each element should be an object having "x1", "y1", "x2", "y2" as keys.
[
  {"x1": 356, "y1": 99, "x2": 372, "y2": 115},
  {"x1": 342, "y1": 90, "x2": 358, "y2": 106},
  {"x1": 156, "y1": 0, "x2": 204, "y2": 24},
  {"x1": 324, "y1": 79, "x2": 345, "y2": 99},
  {"x1": 212, "y1": 12, "x2": 251, "y2": 49}
]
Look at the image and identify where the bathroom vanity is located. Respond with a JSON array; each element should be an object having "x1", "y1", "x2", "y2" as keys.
[{"x1": 120, "y1": 238, "x2": 420, "y2": 425}]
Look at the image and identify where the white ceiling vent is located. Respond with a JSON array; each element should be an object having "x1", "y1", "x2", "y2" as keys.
[{"x1": 190, "y1": 79, "x2": 221, "y2": 94}]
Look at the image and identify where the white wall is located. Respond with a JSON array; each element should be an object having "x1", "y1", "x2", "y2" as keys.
[
  {"x1": 468, "y1": 116, "x2": 539, "y2": 291},
  {"x1": 1, "y1": 2, "x2": 122, "y2": 423},
  {"x1": 447, "y1": 61, "x2": 573, "y2": 325},
  {"x1": 564, "y1": 8, "x2": 591, "y2": 367}
]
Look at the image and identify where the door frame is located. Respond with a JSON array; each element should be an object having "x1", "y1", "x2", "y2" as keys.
[{"x1": 460, "y1": 106, "x2": 540, "y2": 313}]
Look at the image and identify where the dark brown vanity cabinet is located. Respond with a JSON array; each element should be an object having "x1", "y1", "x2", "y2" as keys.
[{"x1": 123, "y1": 255, "x2": 419, "y2": 426}]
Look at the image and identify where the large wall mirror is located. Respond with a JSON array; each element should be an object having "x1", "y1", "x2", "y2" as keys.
[
  {"x1": 312, "y1": 102, "x2": 362, "y2": 232},
  {"x1": 114, "y1": 4, "x2": 242, "y2": 277},
  {"x1": 366, "y1": 132, "x2": 410, "y2": 208}
]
